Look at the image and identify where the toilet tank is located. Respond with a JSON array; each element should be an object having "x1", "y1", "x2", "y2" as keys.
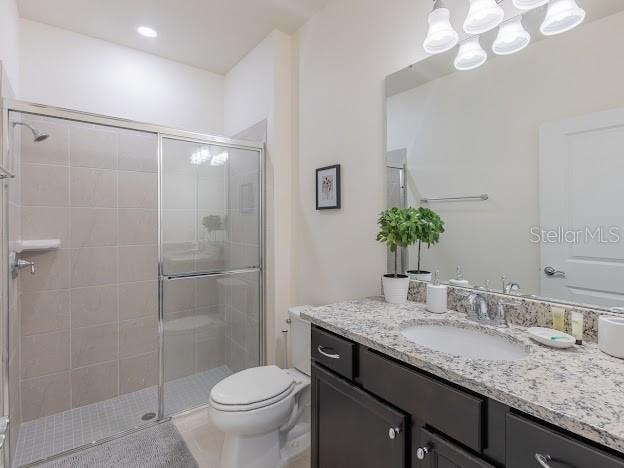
[{"x1": 289, "y1": 306, "x2": 312, "y2": 376}]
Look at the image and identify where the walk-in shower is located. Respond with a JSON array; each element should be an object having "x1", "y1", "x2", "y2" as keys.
[{"x1": 0, "y1": 101, "x2": 264, "y2": 467}]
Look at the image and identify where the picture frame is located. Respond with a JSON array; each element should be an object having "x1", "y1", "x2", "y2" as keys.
[
  {"x1": 239, "y1": 182, "x2": 255, "y2": 213},
  {"x1": 316, "y1": 164, "x2": 341, "y2": 210}
]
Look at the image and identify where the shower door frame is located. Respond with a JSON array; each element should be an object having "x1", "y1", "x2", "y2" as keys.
[{"x1": 0, "y1": 98, "x2": 266, "y2": 467}]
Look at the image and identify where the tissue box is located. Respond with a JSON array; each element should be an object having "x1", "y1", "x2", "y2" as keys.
[{"x1": 599, "y1": 316, "x2": 624, "y2": 359}]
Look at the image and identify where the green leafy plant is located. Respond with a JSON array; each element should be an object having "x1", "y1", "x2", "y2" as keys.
[
  {"x1": 202, "y1": 215, "x2": 224, "y2": 241},
  {"x1": 376, "y1": 207, "x2": 421, "y2": 278},
  {"x1": 413, "y1": 207, "x2": 445, "y2": 273}
]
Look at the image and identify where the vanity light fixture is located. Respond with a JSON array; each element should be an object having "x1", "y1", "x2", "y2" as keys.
[
  {"x1": 190, "y1": 147, "x2": 229, "y2": 166},
  {"x1": 190, "y1": 147, "x2": 211, "y2": 165},
  {"x1": 423, "y1": 0, "x2": 459, "y2": 54},
  {"x1": 463, "y1": 0, "x2": 505, "y2": 35},
  {"x1": 424, "y1": 0, "x2": 583, "y2": 71},
  {"x1": 492, "y1": 16, "x2": 531, "y2": 55},
  {"x1": 512, "y1": 0, "x2": 548, "y2": 10},
  {"x1": 540, "y1": 0, "x2": 586, "y2": 36},
  {"x1": 137, "y1": 26, "x2": 158, "y2": 38},
  {"x1": 454, "y1": 37, "x2": 488, "y2": 71}
]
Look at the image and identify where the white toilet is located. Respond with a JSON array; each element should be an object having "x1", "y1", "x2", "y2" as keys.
[{"x1": 209, "y1": 306, "x2": 311, "y2": 468}]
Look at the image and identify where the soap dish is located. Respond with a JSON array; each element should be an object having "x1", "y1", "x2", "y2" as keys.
[{"x1": 527, "y1": 327, "x2": 575, "y2": 349}]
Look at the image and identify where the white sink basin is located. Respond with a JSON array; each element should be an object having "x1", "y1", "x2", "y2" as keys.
[{"x1": 401, "y1": 324, "x2": 529, "y2": 361}]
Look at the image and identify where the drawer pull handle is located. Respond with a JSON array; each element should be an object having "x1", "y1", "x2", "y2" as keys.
[
  {"x1": 317, "y1": 345, "x2": 340, "y2": 359},
  {"x1": 388, "y1": 426, "x2": 401, "y2": 440},
  {"x1": 416, "y1": 446, "x2": 431, "y2": 460},
  {"x1": 535, "y1": 453, "x2": 553, "y2": 468}
]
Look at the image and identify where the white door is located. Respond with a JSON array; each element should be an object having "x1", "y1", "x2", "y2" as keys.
[{"x1": 539, "y1": 108, "x2": 624, "y2": 308}]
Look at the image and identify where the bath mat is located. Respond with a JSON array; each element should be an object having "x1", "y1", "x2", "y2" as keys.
[{"x1": 38, "y1": 423, "x2": 199, "y2": 468}]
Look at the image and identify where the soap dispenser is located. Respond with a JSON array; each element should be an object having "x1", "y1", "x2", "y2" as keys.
[
  {"x1": 448, "y1": 265, "x2": 470, "y2": 287},
  {"x1": 426, "y1": 271, "x2": 448, "y2": 314}
]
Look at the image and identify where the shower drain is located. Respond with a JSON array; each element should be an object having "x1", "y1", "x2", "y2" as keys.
[{"x1": 141, "y1": 412, "x2": 157, "y2": 421}]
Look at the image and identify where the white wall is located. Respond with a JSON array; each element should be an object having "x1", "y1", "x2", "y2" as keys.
[
  {"x1": 0, "y1": 0, "x2": 20, "y2": 96},
  {"x1": 387, "y1": 11, "x2": 624, "y2": 294},
  {"x1": 293, "y1": 0, "x2": 430, "y2": 306},
  {"x1": 19, "y1": 20, "x2": 224, "y2": 134},
  {"x1": 224, "y1": 30, "x2": 294, "y2": 366},
  {"x1": 224, "y1": 34, "x2": 274, "y2": 138}
]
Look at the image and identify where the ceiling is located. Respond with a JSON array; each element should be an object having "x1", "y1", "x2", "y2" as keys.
[{"x1": 17, "y1": 0, "x2": 335, "y2": 74}]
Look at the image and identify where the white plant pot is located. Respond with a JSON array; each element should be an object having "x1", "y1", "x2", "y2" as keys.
[
  {"x1": 407, "y1": 270, "x2": 432, "y2": 282},
  {"x1": 382, "y1": 275, "x2": 410, "y2": 304}
]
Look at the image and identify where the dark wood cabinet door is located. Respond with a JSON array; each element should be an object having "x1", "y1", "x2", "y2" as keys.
[
  {"x1": 507, "y1": 414, "x2": 624, "y2": 468},
  {"x1": 416, "y1": 428, "x2": 495, "y2": 468},
  {"x1": 312, "y1": 363, "x2": 407, "y2": 468}
]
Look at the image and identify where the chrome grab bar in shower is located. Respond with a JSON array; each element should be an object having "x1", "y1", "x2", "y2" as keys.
[{"x1": 421, "y1": 194, "x2": 488, "y2": 203}]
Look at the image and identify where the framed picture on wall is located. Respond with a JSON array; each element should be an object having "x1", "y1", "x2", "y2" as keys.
[{"x1": 316, "y1": 164, "x2": 341, "y2": 210}]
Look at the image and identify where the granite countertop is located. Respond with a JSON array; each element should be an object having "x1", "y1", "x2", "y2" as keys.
[{"x1": 302, "y1": 297, "x2": 624, "y2": 454}]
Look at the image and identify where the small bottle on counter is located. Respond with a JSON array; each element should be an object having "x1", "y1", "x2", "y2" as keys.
[
  {"x1": 571, "y1": 310, "x2": 584, "y2": 345},
  {"x1": 448, "y1": 265, "x2": 470, "y2": 287},
  {"x1": 426, "y1": 270, "x2": 448, "y2": 314},
  {"x1": 552, "y1": 306, "x2": 566, "y2": 332}
]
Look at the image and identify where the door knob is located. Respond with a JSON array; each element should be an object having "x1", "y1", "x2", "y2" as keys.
[
  {"x1": 416, "y1": 445, "x2": 431, "y2": 460},
  {"x1": 544, "y1": 266, "x2": 566, "y2": 278},
  {"x1": 388, "y1": 426, "x2": 401, "y2": 440}
]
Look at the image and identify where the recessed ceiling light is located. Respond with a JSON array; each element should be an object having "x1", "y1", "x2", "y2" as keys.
[{"x1": 137, "y1": 26, "x2": 158, "y2": 38}]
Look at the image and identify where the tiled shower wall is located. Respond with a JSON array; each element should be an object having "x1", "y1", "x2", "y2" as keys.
[
  {"x1": 224, "y1": 148, "x2": 261, "y2": 371},
  {"x1": 162, "y1": 270, "x2": 259, "y2": 391},
  {"x1": 16, "y1": 114, "x2": 159, "y2": 422},
  {"x1": 160, "y1": 139, "x2": 261, "y2": 400}
]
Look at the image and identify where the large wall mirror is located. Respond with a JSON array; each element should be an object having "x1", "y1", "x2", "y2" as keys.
[{"x1": 385, "y1": 0, "x2": 624, "y2": 312}]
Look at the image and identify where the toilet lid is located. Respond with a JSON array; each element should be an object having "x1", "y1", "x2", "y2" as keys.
[{"x1": 210, "y1": 365, "x2": 294, "y2": 406}]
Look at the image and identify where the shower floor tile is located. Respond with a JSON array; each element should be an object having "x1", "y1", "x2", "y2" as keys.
[{"x1": 13, "y1": 366, "x2": 232, "y2": 468}]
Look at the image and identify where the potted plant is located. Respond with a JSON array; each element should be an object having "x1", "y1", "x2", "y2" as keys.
[
  {"x1": 407, "y1": 207, "x2": 445, "y2": 282},
  {"x1": 202, "y1": 215, "x2": 224, "y2": 242},
  {"x1": 200, "y1": 215, "x2": 226, "y2": 264},
  {"x1": 376, "y1": 207, "x2": 420, "y2": 304}
]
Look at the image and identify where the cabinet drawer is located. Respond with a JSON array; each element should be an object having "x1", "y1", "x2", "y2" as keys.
[
  {"x1": 359, "y1": 348, "x2": 484, "y2": 452},
  {"x1": 311, "y1": 326, "x2": 355, "y2": 380},
  {"x1": 507, "y1": 414, "x2": 624, "y2": 468},
  {"x1": 417, "y1": 427, "x2": 495, "y2": 468}
]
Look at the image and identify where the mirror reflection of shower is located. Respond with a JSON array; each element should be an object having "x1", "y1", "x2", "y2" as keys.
[{"x1": 12, "y1": 122, "x2": 50, "y2": 142}]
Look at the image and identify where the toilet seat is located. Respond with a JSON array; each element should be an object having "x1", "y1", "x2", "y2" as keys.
[{"x1": 210, "y1": 366, "x2": 295, "y2": 412}]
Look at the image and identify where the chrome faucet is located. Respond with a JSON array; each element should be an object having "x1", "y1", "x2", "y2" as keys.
[
  {"x1": 501, "y1": 275, "x2": 520, "y2": 295},
  {"x1": 466, "y1": 293, "x2": 489, "y2": 322},
  {"x1": 464, "y1": 292, "x2": 514, "y2": 328}
]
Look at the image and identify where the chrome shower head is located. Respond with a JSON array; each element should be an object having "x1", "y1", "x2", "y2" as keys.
[
  {"x1": 12, "y1": 122, "x2": 49, "y2": 142},
  {"x1": 33, "y1": 131, "x2": 49, "y2": 142}
]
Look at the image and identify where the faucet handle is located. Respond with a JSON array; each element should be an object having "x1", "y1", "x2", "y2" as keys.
[{"x1": 494, "y1": 295, "x2": 522, "y2": 327}]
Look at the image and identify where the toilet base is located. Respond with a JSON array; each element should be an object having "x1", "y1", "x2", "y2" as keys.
[
  {"x1": 218, "y1": 422, "x2": 310, "y2": 468},
  {"x1": 220, "y1": 430, "x2": 280, "y2": 468}
]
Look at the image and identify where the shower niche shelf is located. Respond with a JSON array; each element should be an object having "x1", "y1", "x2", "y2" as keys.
[{"x1": 12, "y1": 239, "x2": 61, "y2": 253}]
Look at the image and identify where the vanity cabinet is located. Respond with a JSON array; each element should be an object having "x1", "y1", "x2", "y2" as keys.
[
  {"x1": 506, "y1": 414, "x2": 624, "y2": 468},
  {"x1": 311, "y1": 363, "x2": 407, "y2": 467},
  {"x1": 417, "y1": 428, "x2": 495, "y2": 468},
  {"x1": 359, "y1": 347, "x2": 484, "y2": 452},
  {"x1": 311, "y1": 325, "x2": 624, "y2": 468}
]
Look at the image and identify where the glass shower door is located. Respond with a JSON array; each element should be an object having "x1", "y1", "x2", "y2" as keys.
[{"x1": 160, "y1": 137, "x2": 262, "y2": 416}]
